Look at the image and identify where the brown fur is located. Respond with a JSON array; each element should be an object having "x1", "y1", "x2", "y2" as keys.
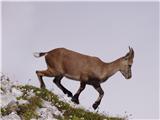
[{"x1": 34, "y1": 47, "x2": 134, "y2": 109}]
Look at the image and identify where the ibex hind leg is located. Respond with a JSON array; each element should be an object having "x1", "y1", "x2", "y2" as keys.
[
  {"x1": 53, "y1": 76, "x2": 73, "y2": 97},
  {"x1": 36, "y1": 69, "x2": 54, "y2": 89}
]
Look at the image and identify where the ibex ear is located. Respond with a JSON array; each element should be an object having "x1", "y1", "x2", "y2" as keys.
[
  {"x1": 131, "y1": 47, "x2": 134, "y2": 58},
  {"x1": 124, "y1": 46, "x2": 134, "y2": 60},
  {"x1": 129, "y1": 46, "x2": 134, "y2": 59},
  {"x1": 124, "y1": 53, "x2": 129, "y2": 60}
]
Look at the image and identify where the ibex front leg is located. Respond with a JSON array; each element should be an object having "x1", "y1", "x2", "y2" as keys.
[
  {"x1": 71, "y1": 82, "x2": 86, "y2": 104},
  {"x1": 53, "y1": 76, "x2": 73, "y2": 97},
  {"x1": 92, "y1": 83, "x2": 104, "y2": 110}
]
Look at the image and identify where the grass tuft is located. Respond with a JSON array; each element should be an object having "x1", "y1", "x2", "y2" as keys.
[{"x1": 17, "y1": 96, "x2": 42, "y2": 120}]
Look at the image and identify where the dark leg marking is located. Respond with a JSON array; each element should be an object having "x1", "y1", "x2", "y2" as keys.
[
  {"x1": 92, "y1": 84, "x2": 104, "y2": 110},
  {"x1": 71, "y1": 82, "x2": 86, "y2": 104},
  {"x1": 53, "y1": 76, "x2": 73, "y2": 97}
]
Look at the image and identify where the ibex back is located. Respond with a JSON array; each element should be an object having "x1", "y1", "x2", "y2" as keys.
[{"x1": 34, "y1": 47, "x2": 134, "y2": 109}]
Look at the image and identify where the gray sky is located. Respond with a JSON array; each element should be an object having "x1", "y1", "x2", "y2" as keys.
[{"x1": 2, "y1": 2, "x2": 159, "y2": 119}]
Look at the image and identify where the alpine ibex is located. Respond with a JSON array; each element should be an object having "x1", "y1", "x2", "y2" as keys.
[{"x1": 34, "y1": 47, "x2": 134, "y2": 109}]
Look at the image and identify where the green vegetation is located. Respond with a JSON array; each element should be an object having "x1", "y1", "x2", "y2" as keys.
[
  {"x1": 1, "y1": 84, "x2": 125, "y2": 120},
  {"x1": 1, "y1": 107, "x2": 11, "y2": 116},
  {"x1": 17, "y1": 96, "x2": 42, "y2": 120}
]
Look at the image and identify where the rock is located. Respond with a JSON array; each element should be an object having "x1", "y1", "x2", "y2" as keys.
[
  {"x1": 11, "y1": 87, "x2": 23, "y2": 97},
  {"x1": 1, "y1": 112, "x2": 21, "y2": 120},
  {"x1": 36, "y1": 100, "x2": 62, "y2": 120},
  {"x1": 17, "y1": 99, "x2": 29, "y2": 105},
  {"x1": 0, "y1": 93, "x2": 17, "y2": 108}
]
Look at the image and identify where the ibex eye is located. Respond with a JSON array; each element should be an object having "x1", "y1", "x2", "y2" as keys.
[{"x1": 129, "y1": 65, "x2": 132, "y2": 68}]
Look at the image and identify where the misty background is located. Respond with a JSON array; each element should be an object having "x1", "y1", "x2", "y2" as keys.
[{"x1": 2, "y1": 2, "x2": 159, "y2": 119}]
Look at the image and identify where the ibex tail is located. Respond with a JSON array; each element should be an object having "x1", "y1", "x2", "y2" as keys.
[{"x1": 33, "y1": 52, "x2": 47, "y2": 58}]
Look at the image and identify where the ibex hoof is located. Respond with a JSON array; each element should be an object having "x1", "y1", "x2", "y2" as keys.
[
  {"x1": 71, "y1": 97, "x2": 79, "y2": 104},
  {"x1": 92, "y1": 102, "x2": 99, "y2": 110}
]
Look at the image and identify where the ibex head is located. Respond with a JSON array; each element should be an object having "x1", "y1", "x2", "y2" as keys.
[{"x1": 120, "y1": 46, "x2": 134, "y2": 79}]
